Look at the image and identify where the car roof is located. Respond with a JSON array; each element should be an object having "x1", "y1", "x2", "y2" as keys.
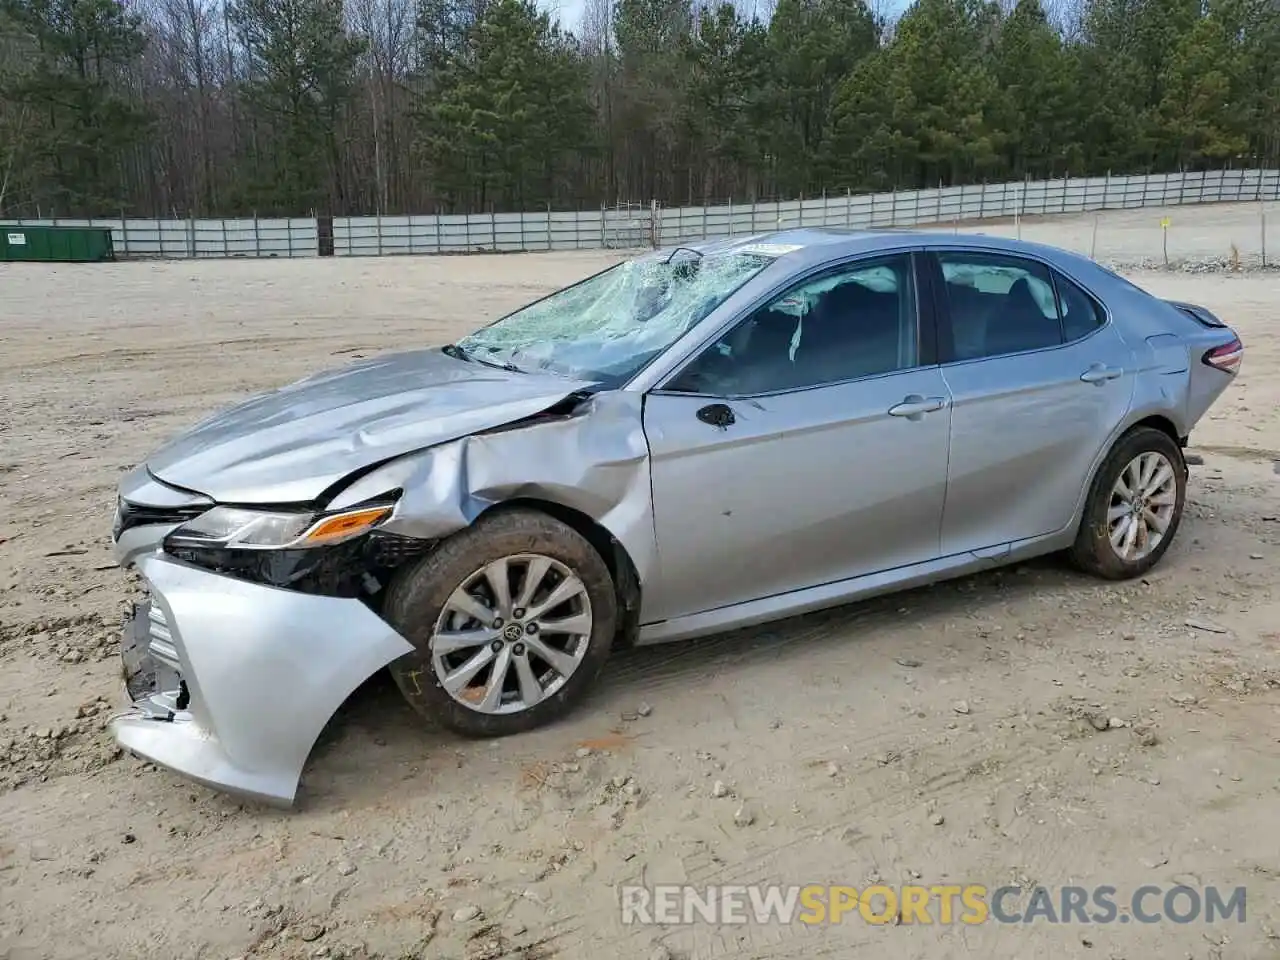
[{"x1": 671, "y1": 227, "x2": 1089, "y2": 272}]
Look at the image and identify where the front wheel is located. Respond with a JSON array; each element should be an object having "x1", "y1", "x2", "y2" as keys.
[
  {"x1": 1068, "y1": 426, "x2": 1187, "y2": 580},
  {"x1": 383, "y1": 508, "x2": 618, "y2": 738}
]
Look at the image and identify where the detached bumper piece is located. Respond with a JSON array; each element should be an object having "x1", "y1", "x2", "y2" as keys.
[
  {"x1": 120, "y1": 601, "x2": 184, "y2": 714},
  {"x1": 110, "y1": 554, "x2": 414, "y2": 806}
]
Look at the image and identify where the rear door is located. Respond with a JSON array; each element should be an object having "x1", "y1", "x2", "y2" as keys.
[{"x1": 925, "y1": 248, "x2": 1136, "y2": 556}]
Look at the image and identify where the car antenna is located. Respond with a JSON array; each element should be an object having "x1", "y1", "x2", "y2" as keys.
[{"x1": 663, "y1": 245, "x2": 705, "y2": 264}]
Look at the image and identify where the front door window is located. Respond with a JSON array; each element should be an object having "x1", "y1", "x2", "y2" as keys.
[{"x1": 667, "y1": 254, "x2": 920, "y2": 396}]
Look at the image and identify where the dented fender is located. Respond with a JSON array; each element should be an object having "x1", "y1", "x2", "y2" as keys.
[{"x1": 327, "y1": 390, "x2": 660, "y2": 588}]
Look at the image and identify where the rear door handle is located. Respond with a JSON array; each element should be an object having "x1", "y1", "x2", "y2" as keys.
[
  {"x1": 888, "y1": 395, "x2": 948, "y2": 419},
  {"x1": 1080, "y1": 364, "x2": 1123, "y2": 384}
]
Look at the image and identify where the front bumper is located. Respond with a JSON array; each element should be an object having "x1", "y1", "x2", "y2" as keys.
[{"x1": 110, "y1": 553, "x2": 414, "y2": 806}]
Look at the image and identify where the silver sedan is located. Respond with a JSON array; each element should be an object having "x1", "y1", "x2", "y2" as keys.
[{"x1": 109, "y1": 229, "x2": 1243, "y2": 805}]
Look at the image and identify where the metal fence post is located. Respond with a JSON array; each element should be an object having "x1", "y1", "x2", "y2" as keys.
[
  {"x1": 599, "y1": 203, "x2": 606, "y2": 249},
  {"x1": 1261, "y1": 200, "x2": 1267, "y2": 268},
  {"x1": 846, "y1": 188, "x2": 851, "y2": 228},
  {"x1": 727, "y1": 198, "x2": 733, "y2": 238},
  {"x1": 120, "y1": 213, "x2": 129, "y2": 257},
  {"x1": 253, "y1": 213, "x2": 260, "y2": 256},
  {"x1": 546, "y1": 203, "x2": 552, "y2": 251}
]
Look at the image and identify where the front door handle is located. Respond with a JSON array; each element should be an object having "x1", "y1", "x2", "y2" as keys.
[
  {"x1": 888, "y1": 395, "x2": 948, "y2": 419},
  {"x1": 1080, "y1": 364, "x2": 1123, "y2": 384}
]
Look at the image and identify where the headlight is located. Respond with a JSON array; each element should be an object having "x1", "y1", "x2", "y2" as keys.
[{"x1": 165, "y1": 504, "x2": 393, "y2": 551}]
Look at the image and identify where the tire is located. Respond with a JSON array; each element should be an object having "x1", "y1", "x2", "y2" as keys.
[
  {"x1": 383, "y1": 507, "x2": 618, "y2": 738},
  {"x1": 1068, "y1": 426, "x2": 1187, "y2": 580}
]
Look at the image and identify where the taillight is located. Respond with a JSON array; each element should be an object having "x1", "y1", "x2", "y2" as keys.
[{"x1": 1202, "y1": 336, "x2": 1243, "y2": 374}]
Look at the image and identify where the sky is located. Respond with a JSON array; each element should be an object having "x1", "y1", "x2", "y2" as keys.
[{"x1": 540, "y1": 0, "x2": 590, "y2": 30}]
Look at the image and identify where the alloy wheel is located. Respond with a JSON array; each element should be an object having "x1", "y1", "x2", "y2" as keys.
[
  {"x1": 429, "y1": 554, "x2": 593, "y2": 714},
  {"x1": 1107, "y1": 451, "x2": 1178, "y2": 563}
]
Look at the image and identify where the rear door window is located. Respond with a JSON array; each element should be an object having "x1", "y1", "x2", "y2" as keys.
[
  {"x1": 935, "y1": 251, "x2": 1062, "y2": 360},
  {"x1": 1054, "y1": 273, "x2": 1105, "y2": 342}
]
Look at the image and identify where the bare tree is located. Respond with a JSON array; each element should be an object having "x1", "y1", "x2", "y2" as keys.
[
  {"x1": 351, "y1": 0, "x2": 415, "y2": 211},
  {"x1": 1044, "y1": 0, "x2": 1085, "y2": 40},
  {"x1": 141, "y1": 0, "x2": 223, "y2": 211},
  {"x1": 0, "y1": 102, "x2": 28, "y2": 214},
  {"x1": 580, "y1": 0, "x2": 612, "y2": 53}
]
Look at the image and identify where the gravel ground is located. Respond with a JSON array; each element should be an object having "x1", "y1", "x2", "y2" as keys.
[{"x1": 1, "y1": 204, "x2": 1278, "y2": 960}]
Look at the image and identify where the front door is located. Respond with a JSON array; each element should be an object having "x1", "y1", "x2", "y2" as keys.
[
  {"x1": 927, "y1": 248, "x2": 1137, "y2": 556},
  {"x1": 640, "y1": 252, "x2": 953, "y2": 625}
]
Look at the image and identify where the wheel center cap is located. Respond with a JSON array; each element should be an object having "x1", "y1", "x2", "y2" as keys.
[{"x1": 502, "y1": 623, "x2": 524, "y2": 643}]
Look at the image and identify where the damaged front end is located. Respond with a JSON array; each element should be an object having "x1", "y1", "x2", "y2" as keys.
[
  {"x1": 109, "y1": 388, "x2": 654, "y2": 807},
  {"x1": 111, "y1": 550, "x2": 416, "y2": 806},
  {"x1": 105, "y1": 246, "x2": 785, "y2": 804}
]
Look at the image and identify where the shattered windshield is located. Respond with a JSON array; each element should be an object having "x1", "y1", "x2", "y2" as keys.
[{"x1": 455, "y1": 250, "x2": 776, "y2": 384}]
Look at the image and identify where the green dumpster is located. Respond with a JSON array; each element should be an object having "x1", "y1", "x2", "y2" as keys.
[{"x1": 0, "y1": 225, "x2": 116, "y2": 262}]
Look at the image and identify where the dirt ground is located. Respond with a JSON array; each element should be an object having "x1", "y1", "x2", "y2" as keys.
[
  {"x1": 1, "y1": 206, "x2": 1279, "y2": 960},
  {"x1": 952, "y1": 198, "x2": 1280, "y2": 266}
]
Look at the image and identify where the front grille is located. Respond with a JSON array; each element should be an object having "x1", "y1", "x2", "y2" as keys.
[{"x1": 114, "y1": 499, "x2": 206, "y2": 539}]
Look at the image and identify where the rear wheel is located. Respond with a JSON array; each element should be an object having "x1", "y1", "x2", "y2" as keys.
[
  {"x1": 383, "y1": 508, "x2": 617, "y2": 737},
  {"x1": 1068, "y1": 426, "x2": 1187, "y2": 580}
]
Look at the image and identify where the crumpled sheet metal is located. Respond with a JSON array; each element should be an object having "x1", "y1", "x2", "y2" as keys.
[{"x1": 329, "y1": 390, "x2": 658, "y2": 583}]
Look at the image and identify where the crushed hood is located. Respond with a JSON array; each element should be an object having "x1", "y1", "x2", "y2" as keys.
[{"x1": 145, "y1": 348, "x2": 594, "y2": 504}]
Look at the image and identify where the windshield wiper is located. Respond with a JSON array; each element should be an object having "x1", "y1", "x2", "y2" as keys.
[
  {"x1": 663, "y1": 245, "x2": 705, "y2": 264},
  {"x1": 442, "y1": 342, "x2": 472, "y2": 362},
  {"x1": 444, "y1": 341, "x2": 522, "y2": 373}
]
